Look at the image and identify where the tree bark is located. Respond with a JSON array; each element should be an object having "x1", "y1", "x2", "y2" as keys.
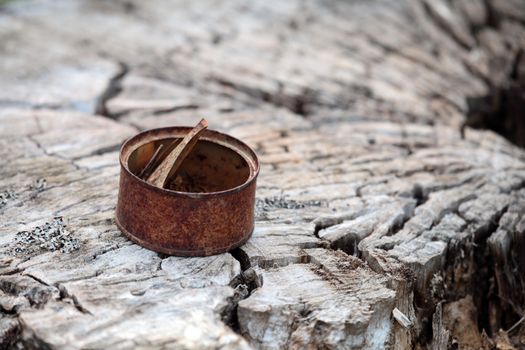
[{"x1": 0, "y1": 0, "x2": 524, "y2": 349}]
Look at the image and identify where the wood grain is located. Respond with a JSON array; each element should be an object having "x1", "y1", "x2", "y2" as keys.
[{"x1": 0, "y1": 0, "x2": 524, "y2": 349}]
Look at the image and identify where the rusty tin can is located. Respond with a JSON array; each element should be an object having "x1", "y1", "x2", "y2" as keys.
[{"x1": 116, "y1": 127, "x2": 259, "y2": 256}]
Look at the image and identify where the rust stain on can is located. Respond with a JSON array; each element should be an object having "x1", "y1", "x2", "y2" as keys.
[{"x1": 116, "y1": 127, "x2": 259, "y2": 256}]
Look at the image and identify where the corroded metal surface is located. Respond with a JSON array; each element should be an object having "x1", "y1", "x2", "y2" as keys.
[{"x1": 116, "y1": 127, "x2": 259, "y2": 256}]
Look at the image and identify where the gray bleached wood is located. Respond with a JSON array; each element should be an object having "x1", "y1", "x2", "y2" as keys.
[{"x1": 0, "y1": 0, "x2": 524, "y2": 348}]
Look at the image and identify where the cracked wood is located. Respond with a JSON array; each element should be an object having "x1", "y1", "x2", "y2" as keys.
[{"x1": 0, "y1": 0, "x2": 524, "y2": 349}]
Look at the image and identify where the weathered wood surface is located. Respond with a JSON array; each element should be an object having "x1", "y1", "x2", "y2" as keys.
[{"x1": 0, "y1": 0, "x2": 524, "y2": 349}]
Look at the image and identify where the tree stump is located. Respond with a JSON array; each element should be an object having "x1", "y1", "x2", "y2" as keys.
[{"x1": 0, "y1": 0, "x2": 524, "y2": 349}]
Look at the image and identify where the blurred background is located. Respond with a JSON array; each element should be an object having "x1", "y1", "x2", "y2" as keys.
[{"x1": 0, "y1": 0, "x2": 523, "y2": 147}]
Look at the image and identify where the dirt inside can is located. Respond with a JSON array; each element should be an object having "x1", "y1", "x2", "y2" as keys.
[{"x1": 128, "y1": 138, "x2": 251, "y2": 193}]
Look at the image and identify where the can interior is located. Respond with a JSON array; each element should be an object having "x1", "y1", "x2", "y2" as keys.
[{"x1": 127, "y1": 138, "x2": 251, "y2": 193}]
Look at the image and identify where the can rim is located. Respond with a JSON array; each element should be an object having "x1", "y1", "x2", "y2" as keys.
[{"x1": 119, "y1": 126, "x2": 260, "y2": 198}]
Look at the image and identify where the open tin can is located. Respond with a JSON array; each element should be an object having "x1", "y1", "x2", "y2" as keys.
[{"x1": 116, "y1": 126, "x2": 259, "y2": 256}]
